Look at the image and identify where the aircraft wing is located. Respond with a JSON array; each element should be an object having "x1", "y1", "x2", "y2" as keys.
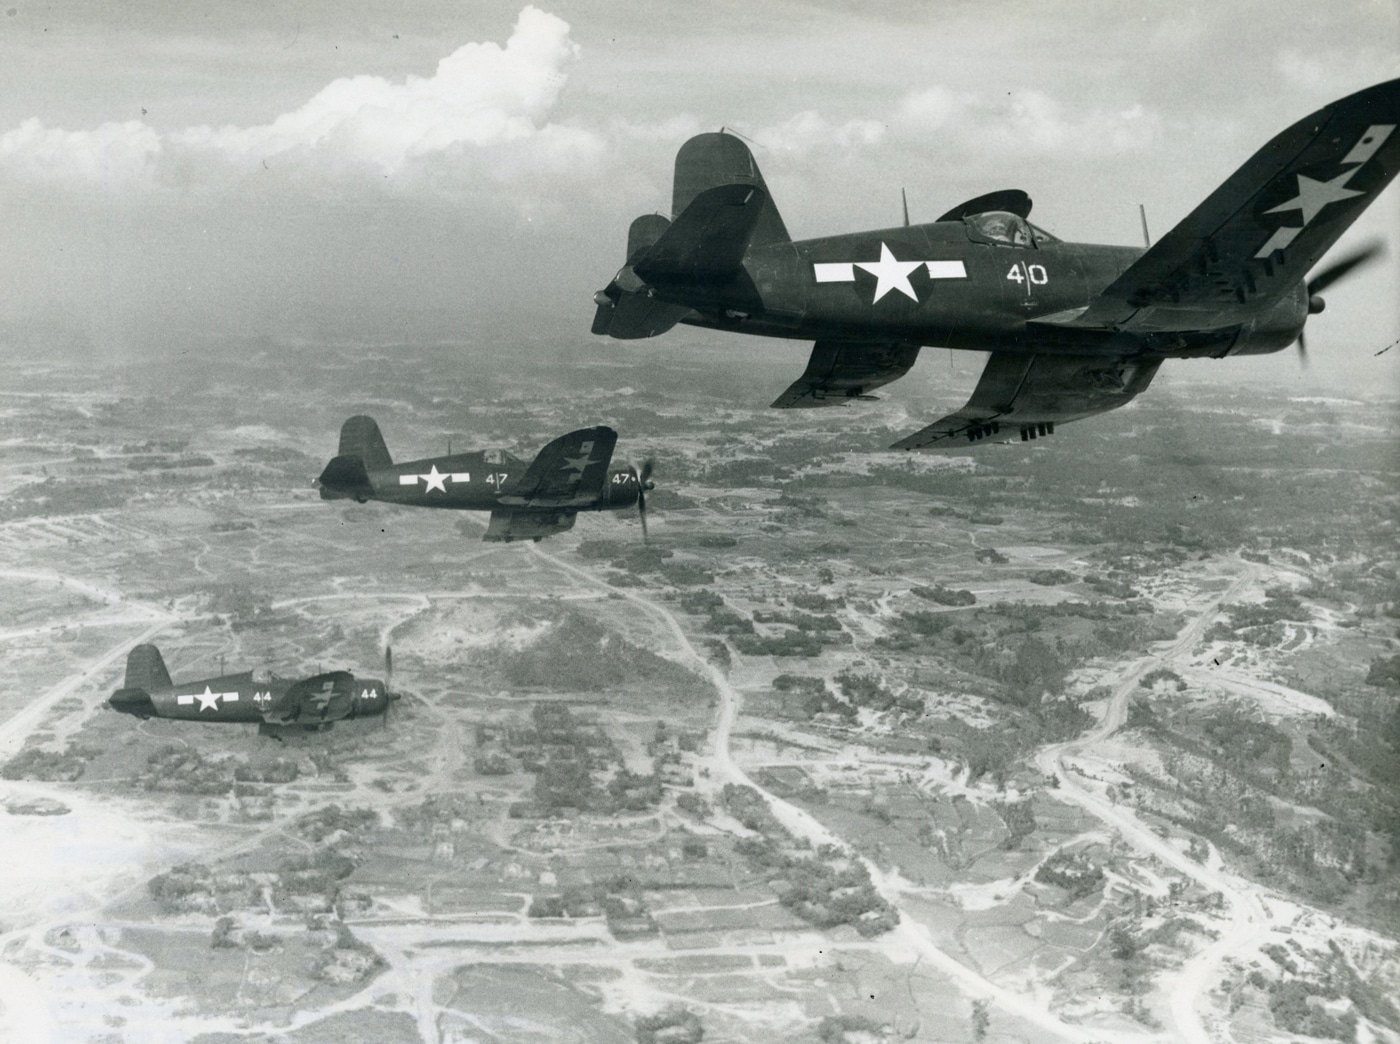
[
  {"x1": 891, "y1": 352, "x2": 1161, "y2": 450},
  {"x1": 1034, "y1": 78, "x2": 1400, "y2": 334},
  {"x1": 261, "y1": 672, "x2": 355, "y2": 726},
  {"x1": 499, "y1": 426, "x2": 617, "y2": 507},
  {"x1": 771, "y1": 340, "x2": 920, "y2": 408},
  {"x1": 483, "y1": 508, "x2": 577, "y2": 543}
]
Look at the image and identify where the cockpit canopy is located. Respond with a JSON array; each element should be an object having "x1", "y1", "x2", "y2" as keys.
[{"x1": 964, "y1": 211, "x2": 1058, "y2": 247}]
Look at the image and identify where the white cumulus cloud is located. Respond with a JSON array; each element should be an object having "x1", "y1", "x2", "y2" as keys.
[
  {"x1": 757, "y1": 111, "x2": 887, "y2": 154},
  {"x1": 896, "y1": 85, "x2": 1161, "y2": 155},
  {"x1": 0, "y1": 6, "x2": 601, "y2": 192},
  {"x1": 0, "y1": 118, "x2": 162, "y2": 186}
]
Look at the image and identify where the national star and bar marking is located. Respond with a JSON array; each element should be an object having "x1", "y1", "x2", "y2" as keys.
[
  {"x1": 813, "y1": 242, "x2": 968, "y2": 303},
  {"x1": 399, "y1": 464, "x2": 471, "y2": 492},
  {"x1": 176, "y1": 686, "x2": 240, "y2": 712},
  {"x1": 1255, "y1": 123, "x2": 1395, "y2": 258},
  {"x1": 560, "y1": 440, "x2": 598, "y2": 478}
]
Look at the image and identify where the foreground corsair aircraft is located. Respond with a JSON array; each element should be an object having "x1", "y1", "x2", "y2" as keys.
[
  {"x1": 593, "y1": 79, "x2": 1400, "y2": 448},
  {"x1": 108, "y1": 644, "x2": 397, "y2": 735},
  {"x1": 316, "y1": 418, "x2": 654, "y2": 542}
]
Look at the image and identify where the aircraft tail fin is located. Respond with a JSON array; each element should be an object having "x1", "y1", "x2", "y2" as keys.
[
  {"x1": 337, "y1": 416, "x2": 392, "y2": 471},
  {"x1": 627, "y1": 214, "x2": 671, "y2": 263},
  {"x1": 672, "y1": 132, "x2": 790, "y2": 249},
  {"x1": 125, "y1": 644, "x2": 172, "y2": 693},
  {"x1": 592, "y1": 131, "x2": 788, "y2": 340}
]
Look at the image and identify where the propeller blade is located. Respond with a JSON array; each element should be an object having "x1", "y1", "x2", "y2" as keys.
[
  {"x1": 1297, "y1": 330, "x2": 1308, "y2": 367},
  {"x1": 383, "y1": 646, "x2": 394, "y2": 728},
  {"x1": 633, "y1": 459, "x2": 655, "y2": 542},
  {"x1": 1308, "y1": 242, "x2": 1384, "y2": 296}
]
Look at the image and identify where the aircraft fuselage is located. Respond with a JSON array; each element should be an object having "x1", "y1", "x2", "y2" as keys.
[
  {"x1": 319, "y1": 450, "x2": 644, "y2": 511},
  {"x1": 648, "y1": 221, "x2": 1308, "y2": 359},
  {"x1": 109, "y1": 669, "x2": 389, "y2": 724}
]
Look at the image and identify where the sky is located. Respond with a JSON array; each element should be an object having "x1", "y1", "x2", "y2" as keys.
[{"x1": 0, "y1": 0, "x2": 1397, "y2": 395}]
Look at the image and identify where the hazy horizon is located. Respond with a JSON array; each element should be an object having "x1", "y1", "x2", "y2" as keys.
[{"x1": 1, "y1": 0, "x2": 1397, "y2": 398}]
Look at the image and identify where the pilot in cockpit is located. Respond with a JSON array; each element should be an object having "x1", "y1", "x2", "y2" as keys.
[{"x1": 968, "y1": 211, "x2": 1033, "y2": 247}]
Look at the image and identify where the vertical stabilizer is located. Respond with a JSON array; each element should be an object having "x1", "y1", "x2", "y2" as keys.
[
  {"x1": 627, "y1": 214, "x2": 671, "y2": 263},
  {"x1": 672, "y1": 132, "x2": 790, "y2": 249},
  {"x1": 338, "y1": 416, "x2": 393, "y2": 471},
  {"x1": 125, "y1": 644, "x2": 172, "y2": 693}
]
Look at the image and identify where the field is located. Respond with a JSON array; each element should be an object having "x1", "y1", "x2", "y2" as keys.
[{"x1": 0, "y1": 337, "x2": 1398, "y2": 1043}]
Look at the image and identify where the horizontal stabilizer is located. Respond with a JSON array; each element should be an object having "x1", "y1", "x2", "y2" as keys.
[
  {"x1": 893, "y1": 352, "x2": 1161, "y2": 450},
  {"x1": 592, "y1": 291, "x2": 694, "y2": 340},
  {"x1": 634, "y1": 183, "x2": 768, "y2": 286},
  {"x1": 772, "y1": 340, "x2": 920, "y2": 408},
  {"x1": 317, "y1": 454, "x2": 374, "y2": 499}
]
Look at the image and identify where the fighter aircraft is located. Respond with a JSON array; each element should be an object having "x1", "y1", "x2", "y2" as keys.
[
  {"x1": 316, "y1": 418, "x2": 654, "y2": 542},
  {"x1": 108, "y1": 643, "x2": 398, "y2": 735},
  {"x1": 593, "y1": 78, "x2": 1400, "y2": 449}
]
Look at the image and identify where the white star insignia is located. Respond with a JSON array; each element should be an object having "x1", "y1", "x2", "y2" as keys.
[
  {"x1": 561, "y1": 452, "x2": 596, "y2": 476},
  {"x1": 420, "y1": 464, "x2": 448, "y2": 493},
  {"x1": 195, "y1": 686, "x2": 221, "y2": 712},
  {"x1": 1265, "y1": 170, "x2": 1365, "y2": 225},
  {"x1": 855, "y1": 243, "x2": 923, "y2": 303}
]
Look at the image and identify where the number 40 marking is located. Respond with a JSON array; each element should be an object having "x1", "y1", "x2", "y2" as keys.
[{"x1": 1006, "y1": 262, "x2": 1048, "y2": 293}]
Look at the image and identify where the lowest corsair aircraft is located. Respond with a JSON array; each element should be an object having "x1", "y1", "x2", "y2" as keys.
[
  {"x1": 108, "y1": 644, "x2": 397, "y2": 735},
  {"x1": 592, "y1": 78, "x2": 1400, "y2": 448},
  {"x1": 316, "y1": 418, "x2": 654, "y2": 542}
]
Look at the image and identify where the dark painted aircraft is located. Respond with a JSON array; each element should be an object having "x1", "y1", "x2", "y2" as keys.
[
  {"x1": 108, "y1": 644, "x2": 398, "y2": 735},
  {"x1": 316, "y1": 418, "x2": 654, "y2": 542},
  {"x1": 593, "y1": 79, "x2": 1400, "y2": 448}
]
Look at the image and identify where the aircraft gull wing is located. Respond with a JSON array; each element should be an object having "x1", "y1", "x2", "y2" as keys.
[
  {"x1": 672, "y1": 132, "x2": 791, "y2": 249},
  {"x1": 771, "y1": 340, "x2": 920, "y2": 408},
  {"x1": 1037, "y1": 78, "x2": 1400, "y2": 334},
  {"x1": 892, "y1": 352, "x2": 1161, "y2": 450},
  {"x1": 483, "y1": 508, "x2": 578, "y2": 543},
  {"x1": 261, "y1": 673, "x2": 354, "y2": 726},
  {"x1": 499, "y1": 426, "x2": 617, "y2": 507}
]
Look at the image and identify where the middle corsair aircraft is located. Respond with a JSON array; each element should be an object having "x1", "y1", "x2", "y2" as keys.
[
  {"x1": 593, "y1": 78, "x2": 1400, "y2": 448},
  {"x1": 317, "y1": 417, "x2": 654, "y2": 542}
]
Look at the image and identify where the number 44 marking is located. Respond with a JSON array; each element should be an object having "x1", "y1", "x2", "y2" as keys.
[{"x1": 1006, "y1": 261, "x2": 1048, "y2": 295}]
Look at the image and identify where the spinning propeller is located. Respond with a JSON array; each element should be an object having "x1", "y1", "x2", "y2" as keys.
[
  {"x1": 628, "y1": 459, "x2": 656, "y2": 541},
  {"x1": 381, "y1": 646, "x2": 402, "y2": 727},
  {"x1": 1298, "y1": 241, "x2": 1385, "y2": 363}
]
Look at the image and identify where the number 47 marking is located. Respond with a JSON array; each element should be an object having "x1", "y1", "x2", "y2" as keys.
[{"x1": 1006, "y1": 261, "x2": 1049, "y2": 294}]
